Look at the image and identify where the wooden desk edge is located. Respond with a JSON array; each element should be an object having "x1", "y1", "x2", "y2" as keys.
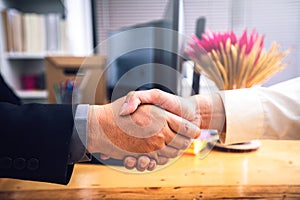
[{"x1": 0, "y1": 185, "x2": 299, "y2": 199}]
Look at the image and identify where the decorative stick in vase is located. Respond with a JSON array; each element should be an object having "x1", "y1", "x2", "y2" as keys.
[{"x1": 186, "y1": 29, "x2": 291, "y2": 90}]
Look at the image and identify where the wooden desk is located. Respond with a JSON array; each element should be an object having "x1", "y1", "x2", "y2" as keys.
[{"x1": 0, "y1": 140, "x2": 299, "y2": 199}]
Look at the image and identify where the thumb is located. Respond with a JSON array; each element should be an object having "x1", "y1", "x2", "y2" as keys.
[
  {"x1": 119, "y1": 89, "x2": 180, "y2": 116},
  {"x1": 119, "y1": 91, "x2": 142, "y2": 115}
]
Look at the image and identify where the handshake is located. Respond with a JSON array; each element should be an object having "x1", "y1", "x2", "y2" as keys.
[{"x1": 86, "y1": 89, "x2": 224, "y2": 171}]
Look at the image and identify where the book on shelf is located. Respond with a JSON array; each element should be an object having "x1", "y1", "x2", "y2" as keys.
[
  {"x1": 1, "y1": 8, "x2": 69, "y2": 55},
  {"x1": 45, "y1": 13, "x2": 60, "y2": 52},
  {"x1": 11, "y1": 9, "x2": 23, "y2": 52},
  {"x1": 1, "y1": 9, "x2": 17, "y2": 52}
]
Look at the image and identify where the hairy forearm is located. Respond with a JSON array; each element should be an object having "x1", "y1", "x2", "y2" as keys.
[
  {"x1": 192, "y1": 93, "x2": 226, "y2": 133},
  {"x1": 87, "y1": 105, "x2": 109, "y2": 154}
]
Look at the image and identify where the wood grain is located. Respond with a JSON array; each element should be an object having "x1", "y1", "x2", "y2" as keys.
[
  {"x1": 1, "y1": 140, "x2": 300, "y2": 199},
  {"x1": 0, "y1": 186, "x2": 299, "y2": 200}
]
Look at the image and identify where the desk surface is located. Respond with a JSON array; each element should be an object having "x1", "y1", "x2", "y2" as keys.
[{"x1": 0, "y1": 140, "x2": 299, "y2": 199}]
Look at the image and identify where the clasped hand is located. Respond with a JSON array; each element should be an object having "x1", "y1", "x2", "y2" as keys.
[{"x1": 87, "y1": 89, "x2": 204, "y2": 171}]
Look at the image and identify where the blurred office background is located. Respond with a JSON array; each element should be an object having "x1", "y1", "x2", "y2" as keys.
[
  {"x1": 0, "y1": 0, "x2": 299, "y2": 103},
  {"x1": 93, "y1": 0, "x2": 300, "y2": 87}
]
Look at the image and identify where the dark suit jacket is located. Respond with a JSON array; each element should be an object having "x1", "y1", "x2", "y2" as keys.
[{"x1": 0, "y1": 74, "x2": 74, "y2": 184}]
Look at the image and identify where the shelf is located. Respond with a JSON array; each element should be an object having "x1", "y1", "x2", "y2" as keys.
[
  {"x1": 4, "y1": 52, "x2": 70, "y2": 60},
  {"x1": 15, "y1": 90, "x2": 48, "y2": 99},
  {"x1": 5, "y1": 52, "x2": 46, "y2": 60}
]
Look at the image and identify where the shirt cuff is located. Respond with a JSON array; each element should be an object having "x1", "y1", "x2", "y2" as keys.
[
  {"x1": 68, "y1": 104, "x2": 91, "y2": 164},
  {"x1": 218, "y1": 88, "x2": 265, "y2": 145}
]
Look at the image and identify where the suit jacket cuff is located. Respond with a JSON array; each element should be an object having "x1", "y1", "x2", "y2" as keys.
[{"x1": 68, "y1": 104, "x2": 91, "y2": 164}]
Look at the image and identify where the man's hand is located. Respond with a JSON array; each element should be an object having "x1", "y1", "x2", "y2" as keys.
[
  {"x1": 117, "y1": 89, "x2": 225, "y2": 170},
  {"x1": 87, "y1": 96, "x2": 201, "y2": 171},
  {"x1": 119, "y1": 89, "x2": 203, "y2": 128}
]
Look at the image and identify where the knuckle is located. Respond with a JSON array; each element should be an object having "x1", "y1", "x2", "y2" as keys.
[
  {"x1": 183, "y1": 122, "x2": 200, "y2": 139},
  {"x1": 127, "y1": 91, "x2": 135, "y2": 96},
  {"x1": 151, "y1": 89, "x2": 162, "y2": 99},
  {"x1": 182, "y1": 138, "x2": 192, "y2": 149},
  {"x1": 127, "y1": 91, "x2": 136, "y2": 98},
  {"x1": 184, "y1": 122, "x2": 190, "y2": 133},
  {"x1": 170, "y1": 150, "x2": 179, "y2": 158},
  {"x1": 151, "y1": 88, "x2": 161, "y2": 95},
  {"x1": 156, "y1": 132, "x2": 166, "y2": 142}
]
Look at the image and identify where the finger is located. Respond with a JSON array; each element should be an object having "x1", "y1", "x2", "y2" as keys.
[
  {"x1": 147, "y1": 159, "x2": 157, "y2": 171},
  {"x1": 160, "y1": 122, "x2": 177, "y2": 145},
  {"x1": 157, "y1": 156, "x2": 169, "y2": 165},
  {"x1": 166, "y1": 111, "x2": 201, "y2": 139},
  {"x1": 167, "y1": 134, "x2": 193, "y2": 150},
  {"x1": 136, "y1": 156, "x2": 151, "y2": 172},
  {"x1": 119, "y1": 89, "x2": 185, "y2": 116},
  {"x1": 158, "y1": 146, "x2": 180, "y2": 158},
  {"x1": 123, "y1": 156, "x2": 157, "y2": 171},
  {"x1": 119, "y1": 91, "x2": 142, "y2": 115},
  {"x1": 100, "y1": 154, "x2": 111, "y2": 160},
  {"x1": 123, "y1": 156, "x2": 137, "y2": 170}
]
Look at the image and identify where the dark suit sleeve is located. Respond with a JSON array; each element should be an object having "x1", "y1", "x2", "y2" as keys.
[
  {"x1": 0, "y1": 102, "x2": 75, "y2": 184},
  {"x1": 0, "y1": 74, "x2": 21, "y2": 105}
]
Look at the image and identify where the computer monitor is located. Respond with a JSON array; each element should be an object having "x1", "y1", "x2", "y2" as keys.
[
  {"x1": 107, "y1": 0, "x2": 184, "y2": 101},
  {"x1": 192, "y1": 17, "x2": 206, "y2": 94}
]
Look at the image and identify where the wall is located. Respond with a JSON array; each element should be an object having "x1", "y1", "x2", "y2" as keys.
[
  {"x1": 65, "y1": 0, "x2": 93, "y2": 56},
  {"x1": 94, "y1": 0, "x2": 300, "y2": 86}
]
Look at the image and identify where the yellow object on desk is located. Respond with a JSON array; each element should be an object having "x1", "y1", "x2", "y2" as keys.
[
  {"x1": 1, "y1": 140, "x2": 299, "y2": 199},
  {"x1": 185, "y1": 130, "x2": 218, "y2": 156},
  {"x1": 185, "y1": 139, "x2": 207, "y2": 155}
]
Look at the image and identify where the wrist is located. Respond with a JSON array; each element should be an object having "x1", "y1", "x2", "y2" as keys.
[
  {"x1": 211, "y1": 93, "x2": 226, "y2": 133},
  {"x1": 87, "y1": 105, "x2": 105, "y2": 153},
  {"x1": 193, "y1": 93, "x2": 225, "y2": 132},
  {"x1": 192, "y1": 94, "x2": 212, "y2": 129}
]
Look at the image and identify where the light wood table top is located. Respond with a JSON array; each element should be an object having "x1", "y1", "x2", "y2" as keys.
[{"x1": 0, "y1": 140, "x2": 299, "y2": 199}]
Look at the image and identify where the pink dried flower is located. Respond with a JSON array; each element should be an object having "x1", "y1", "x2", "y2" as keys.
[
  {"x1": 192, "y1": 29, "x2": 263, "y2": 55},
  {"x1": 186, "y1": 29, "x2": 290, "y2": 90}
]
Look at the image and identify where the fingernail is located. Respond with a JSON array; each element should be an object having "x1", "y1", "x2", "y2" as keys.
[
  {"x1": 148, "y1": 160, "x2": 156, "y2": 171},
  {"x1": 124, "y1": 157, "x2": 136, "y2": 169},
  {"x1": 100, "y1": 154, "x2": 110, "y2": 160},
  {"x1": 140, "y1": 160, "x2": 148, "y2": 169},
  {"x1": 119, "y1": 103, "x2": 128, "y2": 115}
]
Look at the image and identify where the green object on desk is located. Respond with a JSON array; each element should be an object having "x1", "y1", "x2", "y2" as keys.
[{"x1": 53, "y1": 82, "x2": 62, "y2": 103}]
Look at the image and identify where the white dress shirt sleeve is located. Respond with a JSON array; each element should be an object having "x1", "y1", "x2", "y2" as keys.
[{"x1": 218, "y1": 77, "x2": 300, "y2": 145}]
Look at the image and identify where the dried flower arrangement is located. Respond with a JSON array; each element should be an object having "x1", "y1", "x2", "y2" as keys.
[{"x1": 186, "y1": 29, "x2": 291, "y2": 90}]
